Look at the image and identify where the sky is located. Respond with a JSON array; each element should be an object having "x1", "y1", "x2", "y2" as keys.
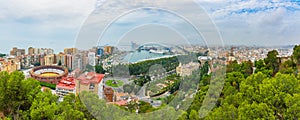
[{"x1": 0, "y1": 0, "x2": 300, "y2": 54}]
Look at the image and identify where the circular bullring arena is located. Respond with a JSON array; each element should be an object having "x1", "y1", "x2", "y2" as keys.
[{"x1": 30, "y1": 65, "x2": 68, "y2": 84}]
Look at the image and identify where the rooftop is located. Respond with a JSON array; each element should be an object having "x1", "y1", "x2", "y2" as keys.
[
  {"x1": 77, "y1": 72, "x2": 105, "y2": 85},
  {"x1": 115, "y1": 92, "x2": 129, "y2": 98},
  {"x1": 112, "y1": 100, "x2": 128, "y2": 106},
  {"x1": 56, "y1": 76, "x2": 76, "y2": 90}
]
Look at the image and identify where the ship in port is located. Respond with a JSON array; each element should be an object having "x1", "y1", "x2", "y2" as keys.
[{"x1": 137, "y1": 43, "x2": 172, "y2": 55}]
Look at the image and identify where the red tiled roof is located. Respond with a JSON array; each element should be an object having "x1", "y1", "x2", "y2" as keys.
[
  {"x1": 56, "y1": 76, "x2": 75, "y2": 90},
  {"x1": 77, "y1": 72, "x2": 105, "y2": 85}
]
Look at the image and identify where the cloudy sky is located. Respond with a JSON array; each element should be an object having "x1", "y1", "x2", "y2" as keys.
[{"x1": 0, "y1": 0, "x2": 299, "y2": 53}]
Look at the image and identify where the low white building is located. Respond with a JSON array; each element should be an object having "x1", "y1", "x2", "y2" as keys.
[{"x1": 56, "y1": 76, "x2": 76, "y2": 101}]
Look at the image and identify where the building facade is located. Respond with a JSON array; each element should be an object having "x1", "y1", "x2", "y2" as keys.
[
  {"x1": 97, "y1": 47, "x2": 104, "y2": 56},
  {"x1": 56, "y1": 76, "x2": 76, "y2": 101},
  {"x1": 66, "y1": 54, "x2": 73, "y2": 70},
  {"x1": 28, "y1": 47, "x2": 34, "y2": 55},
  {"x1": 176, "y1": 62, "x2": 200, "y2": 77},
  {"x1": 10, "y1": 47, "x2": 25, "y2": 56},
  {"x1": 104, "y1": 87, "x2": 114, "y2": 102},
  {"x1": 104, "y1": 46, "x2": 114, "y2": 54},
  {"x1": 0, "y1": 57, "x2": 20, "y2": 73},
  {"x1": 56, "y1": 53, "x2": 66, "y2": 66},
  {"x1": 45, "y1": 54, "x2": 56, "y2": 65},
  {"x1": 88, "y1": 52, "x2": 96, "y2": 66},
  {"x1": 75, "y1": 72, "x2": 105, "y2": 98},
  {"x1": 64, "y1": 48, "x2": 78, "y2": 55},
  {"x1": 72, "y1": 54, "x2": 84, "y2": 71}
]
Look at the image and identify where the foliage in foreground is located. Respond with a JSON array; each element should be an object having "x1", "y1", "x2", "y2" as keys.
[
  {"x1": 182, "y1": 45, "x2": 300, "y2": 119},
  {"x1": 0, "y1": 71, "x2": 94, "y2": 120}
]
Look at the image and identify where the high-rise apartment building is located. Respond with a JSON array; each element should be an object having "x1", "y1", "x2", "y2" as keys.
[
  {"x1": 44, "y1": 54, "x2": 56, "y2": 65},
  {"x1": 97, "y1": 47, "x2": 104, "y2": 56},
  {"x1": 56, "y1": 53, "x2": 66, "y2": 66},
  {"x1": 104, "y1": 46, "x2": 114, "y2": 54},
  {"x1": 66, "y1": 54, "x2": 73, "y2": 70},
  {"x1": 88, "y1": 52, "x2": 96, "y2": 66},
  {"x1": 10, "y1": 47, "x2": 25, "y2": 56},
  {"x1": 28, "y1": 47, "x2": 34, "y2": 55},
  {"x1": 30, "y1": 48, "x2": 54, "y2": 55},
  {"x1": 72, "y1": 54, "x2": 84, "y2": 71},
  {"x1": 64, "y1": 48, "x2": 78, "y2": 55}
]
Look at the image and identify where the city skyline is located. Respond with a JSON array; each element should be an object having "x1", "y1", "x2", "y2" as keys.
[
  {"x1": 1, "y1": 0, "x2": 300, "y2": 53},
  {"x1": 1, "y1": 1, "x2": 300, "y2": 119}
]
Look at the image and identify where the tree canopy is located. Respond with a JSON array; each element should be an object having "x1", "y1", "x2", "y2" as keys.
[
  {"x1": 95, "y1": 64, "x2": 106, "y2": 74},
  {"x1": 0, "y1": 71, "x2": 94, "y2": 120},
  {"x1": 293, "y1": 45, "x2": 300, "y2": 65},
  {"x1": 181, "y1": 45, "x2": 300, "y2": 119}
]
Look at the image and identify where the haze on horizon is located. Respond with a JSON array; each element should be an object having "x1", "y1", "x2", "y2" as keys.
[{"x1": 0, "y1": 0, "x2": 299, "y2": 54}]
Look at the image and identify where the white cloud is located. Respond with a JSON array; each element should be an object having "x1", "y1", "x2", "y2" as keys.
[
  {"x1": 0, "y1": 0, "x2": 97, "y2": 28},
  {"x1": 0, "y1": 0, "x2": 96, "y2": 18},
  {"x1": 0, "y1": 0, "x2": 98, "y2": 53},
  {"x1": 0, "y1": 0, "x2": 299, "y2": 54},
  {"x1": 257, "y1": 7, "x2": 286, "y2": 26},
  {"x1": 197, "y1": 0, "x2": 300, "y2": 18},
  {"x1": 196, "y1": 0, "x2": 300, "y2": 46},
  {"x1": 74, "y1": 0, "x2": 223, "y2": 49}
]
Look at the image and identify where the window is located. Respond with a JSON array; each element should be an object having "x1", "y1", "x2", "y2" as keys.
[{"x1": 89, "y1": 83, "x2": 95, "y2": 90}]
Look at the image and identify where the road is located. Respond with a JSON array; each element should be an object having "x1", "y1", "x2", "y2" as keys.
[{"x1": 137, "y1": 83, "x2": 148, "y2": 98}]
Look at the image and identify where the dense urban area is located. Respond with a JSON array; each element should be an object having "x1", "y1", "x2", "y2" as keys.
[{"x1": 0, "y1": 44, "x2": 300, "y2": 119}]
